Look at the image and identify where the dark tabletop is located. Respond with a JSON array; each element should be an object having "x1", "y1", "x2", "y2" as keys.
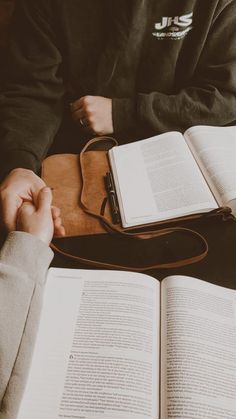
[
  {"x1": 1, "y1": 215, "x2": 235, "y2": 290},
  {"x1": 50, "y1": 215, "x2": 236, "y2": 290}
]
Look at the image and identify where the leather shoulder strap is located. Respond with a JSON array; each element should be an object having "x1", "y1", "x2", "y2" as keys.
[
  {"x1": 50, "y1": 232, "x2": 208, "y2": 271},
  {"x1": 51, "y1": 136, "x2": 213, "y2": 270}
]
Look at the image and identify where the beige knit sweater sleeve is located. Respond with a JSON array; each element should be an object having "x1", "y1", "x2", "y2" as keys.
[{"x1": 0, "y1": 231, "x2": 53, "y2": 419}]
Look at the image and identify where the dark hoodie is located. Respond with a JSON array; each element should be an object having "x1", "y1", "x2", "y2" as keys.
[{"x1": 0, "y1": 0, "x2": 236, "y2": 179}]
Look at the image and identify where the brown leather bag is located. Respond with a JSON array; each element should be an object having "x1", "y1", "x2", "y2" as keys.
[{"x1": 42, "y1": 137, "x2": 233, "y2": 271}]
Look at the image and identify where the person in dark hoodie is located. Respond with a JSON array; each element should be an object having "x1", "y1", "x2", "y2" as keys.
[{"x1": 0, "y1": 0, "x2": 236, "y2": 231}]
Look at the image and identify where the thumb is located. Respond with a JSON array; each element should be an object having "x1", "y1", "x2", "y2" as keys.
[
  {"x1": 0, "y1": 194, "x2": 22, "y2": 232},
  {"x1": 37, "y1": 187, "x2": 52, "y2": 212}
]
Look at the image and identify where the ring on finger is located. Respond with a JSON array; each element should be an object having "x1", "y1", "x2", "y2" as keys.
[{"x1": 79, "y1": 118, "x2": 85, "y2": 126}]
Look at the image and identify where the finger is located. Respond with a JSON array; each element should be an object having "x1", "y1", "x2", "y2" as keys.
[
  {"x1": 70, "y1": 98, "x2": 84, "y2": 113},
  {"x1": 54, "y1": 216, "x2": 62, "y2": 228},
  {"x1": 72, "y1": 112, "x2": 93, "y2": 131},
  {"x1": 31, "y1": 178, "x2": 46, "y2": 205},
  {"x1": 18, "y1": 201, "x2": 35, "y2": 216},
  {"x1": 0, "y1": 192, "x2": 22, "y2": 231},
  {"x1": 54, "y1": 217, "x2": 66, "y2": 237},
  {"x1": 71, "y1": 109, "x2": 86, "y2": 123},
  {"x1": 16, "y1": 201, "x2": 35, "y2": 231},
  {"x1": 37, "y1": 187, "x2": 52, "y2": 212},
  {"x1": 54, "y1": 225, "x2": 66, "y2": 237},
  {"x1": 51, "y1": 206, "x2": 61, "y2": 219}
]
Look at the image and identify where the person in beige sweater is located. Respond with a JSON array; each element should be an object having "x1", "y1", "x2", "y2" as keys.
[{"x1": 0, "y1": 187, "x2": 64, "y2": 419}]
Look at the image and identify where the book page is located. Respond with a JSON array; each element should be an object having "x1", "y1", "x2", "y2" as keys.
[
  {"x1": 185, "y1": 125, "x2": 236, "y2": 214},
  {"x1": 161, "y1": 276, "x2": 236, "y2": 419},
  {"x1": 109, "y1": 132, "x2": 218, "y2": 228},
  {"x1": 17, "y1": 268, "x2": 159, "y2": 419}
]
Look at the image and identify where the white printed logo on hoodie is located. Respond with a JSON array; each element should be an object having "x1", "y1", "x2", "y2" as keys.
[{"x1": 153, "y1": 12, "x2": 193, "y2": 40}]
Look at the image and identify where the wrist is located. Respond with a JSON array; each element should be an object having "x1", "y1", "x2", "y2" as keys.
[
  {"x1": 0, "y1": 231, "x2": 53, "y2": 282},
  {"x1": 10, "y1": 167, "x2": 35, "y2": 176}
]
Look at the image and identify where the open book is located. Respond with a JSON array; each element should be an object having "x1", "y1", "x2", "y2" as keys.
[
  {"x1": 17, "y1": 268, "x2": 236, "y2": 419},
  {"x1": 108, "y1": 125, "x2": 236, "y2": 227}
]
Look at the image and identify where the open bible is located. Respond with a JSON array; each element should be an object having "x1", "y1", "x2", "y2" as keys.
[
  {"x1": 108, "y1": 125, "x2": 236, "y2": 227},
  {"x1": 17, "y1": 268, "x2": 236, "y2": 419}
]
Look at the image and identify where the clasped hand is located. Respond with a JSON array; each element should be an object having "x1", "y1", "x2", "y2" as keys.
[
  {"x1": 0, "y1": 168, "x2": 65, "y2": 244},
  {"x1": 70, "y1": 95, "x2": 113, "y2": 135}
]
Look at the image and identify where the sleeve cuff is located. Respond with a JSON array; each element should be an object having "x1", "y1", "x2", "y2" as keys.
[
  {"x1": 0, "y1": 150, "x2": 39, "y2": 182},
  {"x1": 0, "y1": 232, "x2": 54, "y2": 284},
  {"x1": 112, "y1": 98, "x2": 137, "y2": 134}
]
